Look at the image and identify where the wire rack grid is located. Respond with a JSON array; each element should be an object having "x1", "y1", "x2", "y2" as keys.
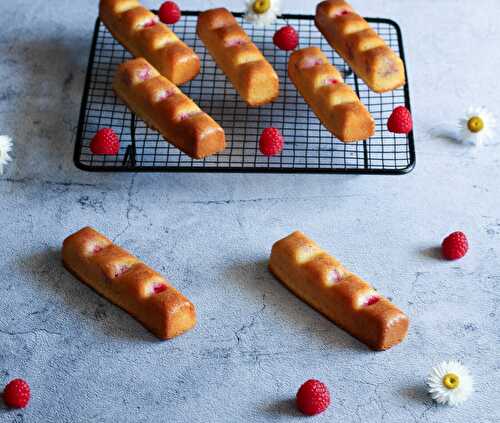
[{"x1": 74, "y1": 11, "x2": 415, "y2": 174}]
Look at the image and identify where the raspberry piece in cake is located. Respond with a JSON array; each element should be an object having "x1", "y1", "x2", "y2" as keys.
[
  {"x1": 324, "y1": 78, "x2": 339, "y2": 85},
  {"x1": 225, "y1": 38, "x2": 247, "y2": 47},
  {"x1": 364, "y1": 294, "x2": 381, "y2": 306},
  {"x1": 153, "y1": 283, "x2": 168, "y2": 294},
  {"x1": 138, "y1": 68, "x2": 152, "y2": 81},
  {"x1": 142, "y1": 18, "x2": 159, "y2": 29},
  {"x1": 299, "y1": 57, "x2": 324, "y2": 69},
  {"x1": 113, "y1": 263, "x2": 132, "y2": 279}
]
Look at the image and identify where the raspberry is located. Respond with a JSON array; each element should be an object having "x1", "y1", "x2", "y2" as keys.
[
  {"x1": 442, "y1": 231, "x2": 469, "y2": 260},
  {"x1": 3, "y1": 379, "x2": 30, "y2": 409},
  {"x1": 273, "y1": 26, "x2": 299, "y2": 51},
  {"x1": 158, "y1": 1, "x2": 181, "y2": 25},
  {"x1": 90, "y1": 128, "x2": 120, "y2": 155},
  {"x1": 387, "y1": 106, "x2": 413, "y2": 134},
  {"x1": 259, "y1": 127, "x2": 284, "y2": 156},
  {"x1": 296, "y1": 379, "x2": 330, "y2": 416}
]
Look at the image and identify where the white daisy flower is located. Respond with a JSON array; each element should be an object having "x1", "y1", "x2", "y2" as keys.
[
  {"x1": 244, "y1": 0, "x2": 281, "y2": 27},
  {"x1": 0, "y1": 135, "x2": 13, "y2": 175},
  {"x1": 426, "y1": 360, "x2": 473, "y2": 406},
  {"x1": 458, "y1": 106, "x2": 497, "y2": 146}
]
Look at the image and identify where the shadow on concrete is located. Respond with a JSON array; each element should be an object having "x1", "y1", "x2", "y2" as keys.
[
  {"x1": 429, "y1": 126, "x2": 461, "y2": 145},
  {"x1": 399, "y1": 383, "x2": 434, "y2": 406},
  {"x1": 420, "y1": 246, "x2": 443, "y2": 261},
  {"x1": 224, "y1": 258, "x2": 368, "y2": 353},
  {"x1": 15, "y1": 247, "x2": 159, "y2": 343},
  {"x1": 262, "y1": 398, "x2": 303, "y2": 418}
]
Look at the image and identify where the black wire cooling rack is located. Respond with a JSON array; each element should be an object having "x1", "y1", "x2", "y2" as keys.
[{"x1": 74, "y1": 11, "x2": 415, "y2": 174}]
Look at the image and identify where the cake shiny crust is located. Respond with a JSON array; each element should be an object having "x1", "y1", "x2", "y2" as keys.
[
  {"x1": 62, "y1": 227, "x2": 196, "y2": 340},
  {"x1": 315, "y1": 0, "x2": 405, "y2": 93},
  {"x1": 196, "y1": 8, "x2": 279, "y2": 107},
  {"x1": 269, "y1": 231, "x2": 409, "y2": 350},
  {"x1": 113, "y1": 58, "x2": 225, "y2": 159},
  {"x1": 99, "y1": 0, "x2": 200, "y2": 85},
  {"x1": 288, "y1": 47, "x2": 375, "y2": 142}
]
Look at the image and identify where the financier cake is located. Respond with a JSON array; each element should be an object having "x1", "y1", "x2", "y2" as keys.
[
  {"x1": 113, "y1": 57, "x2": 225, "y2": 159},
  {"x1": 100, "y1": 0, "x2": 200, "y2": 85},
  {"x1": 315, "y1": 0, "x2": 405, "y2": 93},
  {"x1": 197, "y1": 8, "x2": 280, "y2": 106},
  {"x1": 62, "y1": 226, "x2": 196, "y2": 340},
  {"x1": 269, "y1": 231, "x2": 409, "y2": 350},
  {"x1": 289, "y1": 47, "x2": 375, "y2": 142}
]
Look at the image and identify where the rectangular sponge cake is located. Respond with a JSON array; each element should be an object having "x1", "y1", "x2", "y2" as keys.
[
  {"x1": 315, "y1": 0, "x2": 405, "y2": 93},
  {"x1": 62, "y1": 227, "x2": 196, "y2": 339},
  {"x1": 197, "y1": 8, "x2": 280, "y2": 107},
  {"x1": 113, "y1": 57, "x2": 225, "y2": 159},
  {"x1": 100, "y1": 0, "x2": 200, "y2": 85},
  {"x1": 288, "y1": 47, "x2": 375, "y2": 142},
  {"x1": 269, "y1": 231, "x2": 409, "y2": 350}
]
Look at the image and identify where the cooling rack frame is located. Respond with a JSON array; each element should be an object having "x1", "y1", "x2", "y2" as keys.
[{"x1": 74, "y1": 11, "x2": 415, "y2": 174}]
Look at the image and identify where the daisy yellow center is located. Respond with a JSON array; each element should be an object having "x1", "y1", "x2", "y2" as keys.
[
  {"x1": 253, "y1": 0, "x2": 270, "y2": 14},
  {"x1": 443, "y1": 373, "x2": 460, "y2": 390},
  {"x1": 467, "y1": 116, "x2": 484, "y2": 133}
]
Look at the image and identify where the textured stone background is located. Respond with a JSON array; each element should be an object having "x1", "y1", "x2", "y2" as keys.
[{"x1": 1, "y1": 0, "x2": 499, "y2": 421}]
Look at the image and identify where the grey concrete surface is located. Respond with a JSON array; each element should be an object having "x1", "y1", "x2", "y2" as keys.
[{"x1": 0, "y1": 0, "x2": 499, "y2": 421}]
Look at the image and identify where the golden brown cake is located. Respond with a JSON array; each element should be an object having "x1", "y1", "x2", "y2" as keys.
[
  {"x1": 113, "y1": 58, "x2": 225, "y2": 159},
  {"x1": 62, "y1": 227, "x2": 196, "y2": 340},
  {"x1": 289, "y1": 47, "x2": 375, "y2": 142},
  {"x1": 99, "y1": 0, "x2": 200, "y2": 85},
  {"x1": 315, "y1": 0, "x2": 405, "y2": 93},
  {"x1": 269, "y1": 231, "x2": 409, "y2": 350},
  {"x1": 196, "y1": 8, "x2": 279, "y2": 106}
]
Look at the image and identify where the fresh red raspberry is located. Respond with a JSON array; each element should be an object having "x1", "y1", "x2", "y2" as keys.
[
  {"x1": 442, "y1": 231, "x2": 469, "y2": 260},
  {"x1": 387, "y1": 106, "x2": 413, "y2": 134},
  {"x1": 273, "y1": 26, "x2": 299, "y2": 51},
  {"x1": 296, "y1": 379, "x2": 330, "y2": 416},
  {"x1": 259, "y1": 127, "x2": 284, "y2": 156},
  {"x1": 158, "y1": 1, "x2": 181, "y2": 25},
  {"x1": 90, "y1": 128, "x2": 120, "y2": 155},
  {"x1": 3, "y1": 379, "x2": 30, "y2": 409}
]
